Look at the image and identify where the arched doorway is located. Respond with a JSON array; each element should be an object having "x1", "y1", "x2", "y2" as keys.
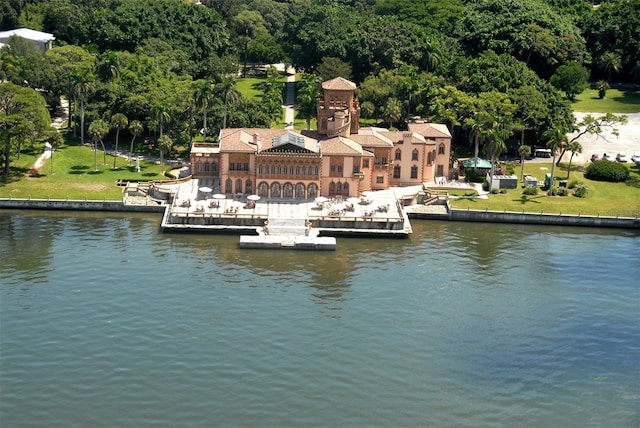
[
  {"x1": 295, "y1": 183, "x2": 305, "y2": 199},
  {"x1": 270, "y1": 182, "x2": 281, "y2": 198},
  {"x1": 235, "y1": 179, "x2": 243, "y2": 194},
  {"x1": 245, "y1": 180, "x2": 253, "y2": 195},
  {"x1": 308, "y1": 183, "x2": 318, "y2": 199},
  {"x1": 225, "y1": 178, "x2": 232, "y2": 193},
  {"x1": 283, "y1": 182, "x2": 293, "y2": 198},
  {"x1": 258, "y1": 182, "x2": 269, "y2": 198}
]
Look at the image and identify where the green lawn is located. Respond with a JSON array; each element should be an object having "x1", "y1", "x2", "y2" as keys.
[
  {"x1": 572, "y1": 86, "x2": 640, "y2": 113},
  {"x1": 450, "y1": 162, "x2": 640, "y2": 217},
  {"x1": 1, "y1": 144, "x2": 178, "y2": 200},
  {"x1": 236, "y1": 74, "x2": 289, "y2": 101}
]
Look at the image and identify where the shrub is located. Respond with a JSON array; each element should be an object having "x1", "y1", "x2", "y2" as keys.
[
  {"x1": 506, "y1": 163, "x2": 515, "y2": 175},
  {"x1": 490, "y1": 188, "x2": 499, "y2": 194},
  {"x1": 574, "y1": 183, "x2": 588, "y2": 198},
  {"x1": 567, "y1": 179, "x2": 581, "y2": 189},
  {"x1": 556, "y1": 186, "x2": 569, "y2": 196},
  {"x1": 523, "y1": 186, "x2": 538, "y2": 195},
  {"x1": 499, "y1": 189, "x2": 507, "y2": 194},
  {"x1": 585, "y1": 160, "x2": 629, "y2": 182},
  {"x1": 482, "y1": 179, "x2": 489, "y2": 191}
]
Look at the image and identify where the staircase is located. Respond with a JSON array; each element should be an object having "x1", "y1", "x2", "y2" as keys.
[{"x1": 265, "y1": 217, "x2": 308, "y2": 237}]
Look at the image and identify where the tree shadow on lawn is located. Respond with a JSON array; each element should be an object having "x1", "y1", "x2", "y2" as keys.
[
  {"x1": 514, "y1": 194, "x2": 544, "y2": 204},
  {"x1": 69, "y1": 165, "x2": 90, "y2": 175}
]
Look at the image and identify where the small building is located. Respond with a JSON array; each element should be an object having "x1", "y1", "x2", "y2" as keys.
[
  {"x1": 0, "y1": 28, "x2": 55, "y2": 53},
  {"x1": 523, "y1": 175, "x2": 538, "y2": 188},
  {"x1": 488, "y1": 174, "x2": 518, "y2": 190}
]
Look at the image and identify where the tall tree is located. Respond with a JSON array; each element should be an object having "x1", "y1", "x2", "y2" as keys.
[
  {"x1": 550, "y1": 61, "x2": 589, "y2": 101},
  {"x1": 518, "y1": 144, "x2": 531, "y2": 180},
  {"x1": 598, "y1": 51, "x2": 622, "y2": 83},
  {"x1": 0, "y1": 83, "x2": 51, "y2": 176},
  {"x1": 72, "y1": 68, "x2": 94, "y2": 144},
  {"x1": 382, "y1": 97, "x2": 402, "y2": 129},
  {"x1": 47, "y1": 127, "x2": 64, "y2": 175},
  {"x1": 193, "y1": 79, "x2": 215, "y2": 140},
  {"x1": 542, "y1": 126, "x2": 566, "y2": 194},
  {"x1": 157, "y1": 134, "x2": 174, "y2": 176},
  {"x1": 150, "y1": 102, "x2": 171, "y2": 137},
  {"x1": 214, "y1": 75, "x2": 240, "y2": 129},
  {"x1": 296, "y1": 73, "x2": 322, "y2": 131},
  {"x1": 110, "y1": 113, "x2": 128, "y2": 169},
  {"x1": 128, "y1": 119, "x2": 143, "y2": 165},
  {"x1": 88, "y1": 118, "x2": 109, "y2": 172}
]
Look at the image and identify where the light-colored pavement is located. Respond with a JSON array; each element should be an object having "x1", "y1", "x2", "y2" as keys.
[
  {"x1": 567, "y1": 112, "x2": 640, "y2": 164},
  {"x1": 31, "y1": 98, "x2": 69, "y2": 172},
  {"x1": 284, "y1": 72, "x2": 295, "y2": 130}
]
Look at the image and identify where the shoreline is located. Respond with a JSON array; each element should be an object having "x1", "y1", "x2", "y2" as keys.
[{"x1": 1, "y1": 197, "x2": 638, "y2": 230}]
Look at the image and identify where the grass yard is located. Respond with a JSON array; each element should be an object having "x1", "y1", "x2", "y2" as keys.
[
  {"x1": 0, "y1": 144, "x2": 177, "y2": 200},
  {"x1": 572, "y1": 86, "x2": 640, "y2": 113},
  {"x1": 236, "y1": 74, "x2": 289, "y2": 101},
  {"x1": 450, "y1": 162, "x2": 640, "y2": 217}
]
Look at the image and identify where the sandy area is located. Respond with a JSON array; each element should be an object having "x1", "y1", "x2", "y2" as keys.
[{"x1": 568, "y1": 112, "x2": 640, "y2": 164}]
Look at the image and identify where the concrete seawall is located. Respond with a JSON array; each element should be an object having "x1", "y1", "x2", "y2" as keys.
[
  {"x1": 408, "y1": 207, "x2": 640, "y2": 229},
  {"x1": 0, "y1": 198, "x2": 165, "y2": 213}
]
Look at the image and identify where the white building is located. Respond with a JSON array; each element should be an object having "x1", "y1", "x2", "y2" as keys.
[{"x1": 0, "y1": 28, "x2": 55, "y2": 53}]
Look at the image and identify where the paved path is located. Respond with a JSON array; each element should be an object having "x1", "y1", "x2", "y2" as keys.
[
  {"x1": 30, "y1": 98, "x2": 69, "y2": 173},
  {"x1": 284, "y1": 71, "x2": 295, "y2": 130}
]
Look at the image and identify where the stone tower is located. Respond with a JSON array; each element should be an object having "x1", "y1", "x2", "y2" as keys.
[{"x1": 316, "y1": 77, "x2": 360, "y2": 137}]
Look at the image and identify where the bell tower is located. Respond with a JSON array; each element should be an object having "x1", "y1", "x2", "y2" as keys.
[{"x1": 316, "y1": 77, "x2": 360, "y2": 137}]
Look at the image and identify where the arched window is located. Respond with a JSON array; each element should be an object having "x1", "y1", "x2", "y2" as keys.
[
  {"x1": 271, "y1": 182, "x2": 281, "y2": 198},
  {"x1": 258, "y1": 182, "x2": 269, "y2": 197},
  {"x1": 412, "y1": 149, "x2": 419, "y2": 161},
  {"x1": 308, "y1": 183, "x2": 318, "y2": 199},
  {"x1": 411, "y1": 165, "x2": 418, "y2": 179},
  {"x1": 258, "y1": 164, "x2": 263, "y2": 174},
  {"x1": 336, "y1": 181, "x2": 342, "y2": 194},
  {"x1": 271, "y1": 165, "x2": 275, "y2": 174},
  {"x1": 283, "y1": 182, "x2": 293, "y2": 198},
  {"x1": 329, "y1": 182, "x2": 335, "y2": 195},
  {"x1": 225, "y1": 179, "x2": 232, "y2": 193},
  {"x1": 302, "y1": 166, "x2": 307, "y2": 175},
  {"x1": 343, "y1": 182, "x2": 349, "y2": 195},
  {"x1": 314, "y1": 166, "x2": 318, "y2": 175},
  {"x1": 438, "y1": 144, "x2": 445, "y2": 155},
  {"x1": 427, "y1": 152, "x2": 433, "y2": 165},
  {"x1": 295, "y1": 183, "x2": 305, "y2": 199},
  {"x1": 235, "y1": 179, "x2": 243, "y2": 193},
  {"x1": 245, "y1": 180, "x2": 253, "y2": 195},
  {"x1": 393, "y1": 164, "x2": 401, "y2": 179},
  {"x1": 395, "y1": 149, "x2": 402, "y2": 160}
]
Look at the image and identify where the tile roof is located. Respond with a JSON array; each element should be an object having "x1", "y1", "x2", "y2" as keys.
[
  {"x1": 407, "y1": 122, "x2": 452, "y2": 138},
  {"x1": 320, "y1": 137, "x2": 364, "y2": 156},
  {"x1": 322, "y1": 77, "x2": 357, "y2": 91}
]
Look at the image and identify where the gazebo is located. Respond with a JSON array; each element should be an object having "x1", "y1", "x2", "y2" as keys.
[{"x1": 460, "y1": 157, "x2": 492, "y2": 179}]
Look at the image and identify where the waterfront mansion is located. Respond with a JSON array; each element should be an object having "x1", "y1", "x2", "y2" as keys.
[{"x1": 190, "y1": 77, "x2": 451, "y2": 199}]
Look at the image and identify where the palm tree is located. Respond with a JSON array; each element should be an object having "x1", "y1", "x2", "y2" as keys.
[
  {"x1": 382, "y1": 97, "x2": 402, "y2": 129},
  {"x1": 483, "y1": 119, "x2": 509, "y2": 190},
  {"x1": 157, "y1": 134, "x2": 174, "y2": 175},
  {"x1": 193, "y1": 79, "x2": 215, "y2": 140},
  {"x1": 296, "y1": 73, "x2": 321, "y2": 131},
  {"x1": 565, "y1": 140, "x2": 582, "y2": 179},
  {"x1": 215, "y1": 75, "x2": 240, "y2": 129},
  {"x1": 96, "y1": 51, "x2": 120, "y2": 83},
  {"x1": 71, "y1": 69, "x2": 93, "y2": 144},
  {"x1": 150, "y1": 102, "x2": 171, "y2": 137},
  {"x1": 542, "y1": 126, "x2": 567, "y2": 194},
  {"x1": 110, "y1": 113, "x2": 128, "y2": 169},
  {"x1": 518, "y1": 144, "x2": 531, "y2": 180},
  {"x1": 47, "y1": 128, "x2": 64, "y2": 175},
  {"x1": 128, "y1": 120, "x2": 143, "y2": 165},
  {"x1": 599, "y1": 51, "x2": 622, "y2": 83},
  {"x1": 88, "y1": 119, "x2": 109, "y2": 172}
]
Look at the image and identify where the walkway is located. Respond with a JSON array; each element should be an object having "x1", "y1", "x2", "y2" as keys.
[
  {"x1": 30, "y1": 98, "x2": 69, "y2": 173},
  {"x1": 284, "y1": 69, "x2": 295, "y2": 130}
]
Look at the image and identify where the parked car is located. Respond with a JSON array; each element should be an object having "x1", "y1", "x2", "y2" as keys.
[
  {"x1": 590, "y1": 153, "x2": 601, "y2": 162},
  {"x1": 603, "y1": 152, "x2": 615, "y2": 161},
  {"x1": 631, "y1": 154, "x2": 640, "y2": 164},
  {"x1": 616, "y1": 153, "x2": 628, "y2": 163}
]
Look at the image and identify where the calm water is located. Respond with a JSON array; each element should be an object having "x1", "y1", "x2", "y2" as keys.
[{"x1": 1, "y1": 210, "x2": 639, "y2": 427}]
